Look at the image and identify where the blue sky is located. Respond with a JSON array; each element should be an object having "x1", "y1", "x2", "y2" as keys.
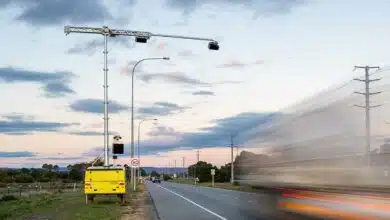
[{"x1": 1, "y1": 0, "x2": 390, "y2": 168}]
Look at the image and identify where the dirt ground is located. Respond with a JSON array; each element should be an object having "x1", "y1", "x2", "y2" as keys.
[{"x1": 120, "y1": 183, "x2": 156, "y2": 220}]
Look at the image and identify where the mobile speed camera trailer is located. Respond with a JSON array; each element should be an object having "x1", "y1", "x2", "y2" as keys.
[
  {"x1": 84, "y1": 136, "x2": 125, "y2": 204},
  {"x1": 64, "y1": 25, "x2": 220, "y2": 199}
]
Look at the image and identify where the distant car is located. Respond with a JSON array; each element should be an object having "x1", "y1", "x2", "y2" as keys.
[{"x1": 152, "y1": 177, "x2": 161, "y2": 183}]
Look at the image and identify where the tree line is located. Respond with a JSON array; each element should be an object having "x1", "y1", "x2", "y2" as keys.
[
  {"x1": 0, "y1": 150, "x2": 262, "y2": 185},
  {"x1": 0, "y1": 158, "x2": 147, "y2": 185},
  {"x1": 148, "y1": 151, "x2": 262, "y2": 183}
]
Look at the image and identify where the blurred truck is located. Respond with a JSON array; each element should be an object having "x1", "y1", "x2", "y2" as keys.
[{"x1": 236, "y1": 95, "x2": 390, "y2": 219}]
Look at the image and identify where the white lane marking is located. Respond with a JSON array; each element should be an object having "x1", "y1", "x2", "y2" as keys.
[{"x1": 157, "y1": 184, "x2": 228, "y2": 220}]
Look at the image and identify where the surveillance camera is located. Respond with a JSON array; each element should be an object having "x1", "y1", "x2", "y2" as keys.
[
  {"x1": 208, "y1": 41, "x2": 219, "y2": 50},
  {"x1": 135, "y1": 37, "x2": 148, "y2": 43}
]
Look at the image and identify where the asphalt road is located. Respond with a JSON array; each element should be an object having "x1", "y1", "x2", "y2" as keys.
[{"x1": 146, "y1": 181, "x2": 277, "y2": 220}]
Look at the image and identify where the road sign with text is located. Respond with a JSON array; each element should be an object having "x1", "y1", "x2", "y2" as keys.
[{"x1": 211, "y1": 169, "x2": 215, "y2": 176}]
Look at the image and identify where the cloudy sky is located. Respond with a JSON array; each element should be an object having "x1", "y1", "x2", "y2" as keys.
[{"x1": 1, "y1": 0, "x2": 390, "y2": 168}]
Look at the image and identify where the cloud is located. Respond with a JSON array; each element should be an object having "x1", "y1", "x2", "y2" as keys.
[
  {"x1": 69, "y1": 99, "x2": 128, "y2": 114},
  {"x1": 119, "y1": 60, "x2": 147, "y2": 75},
  {"x1": 217, "y1": 59, "x2": 265, "y2": 68},
  {"x1": 147, "y1": 126, "x2": 179, "y2": 137},
  {"x1": 192, "y1": 90, "x2": 215, "y2": 96},
  {"x1": 67, "y1": 131, "x2": 118, "y2": 136},
  {"x1": 139, "y1": 72, "x2": 210, "y2": 86},
  {"x1": 178, "y1": 49, "x2": 196, "y2": 57},
  {"x1": 139, "y1": 72, "x2": 242, "y2": 86},
  {"x1": 85, "y1": 112, "x2": 279, "y2": 156},
  {"x1": 2, "y1": 113, "x2": 34, "y2": 121},
  {"x1": 165, "y1": 0, "x2": 306, "y2": 19},
  {"x1": 83, "y1": 122, "x2": 104, "y2": 129},
  {"x1": 0, "y1": 67, "x2": 75, "y2": 98},
  {"x1": 67, "y1": 38, "x2": 135, "y2": 56},
  {"x1": 42, "y1": 82, "x2": 75, "y2": 98},
  {"x1": 0, "y1": 151, "x2": 37, "y2": 158},
  {"x1": 0, "y1": 116, "x2": 78, "y2": 135},
  {"x1": 253, "y1": 60, "x2": 265, "y2": 65},
  {"x1": 0, "y1": 0, "x2": 112, "y2": 26},
  {"x1": 26, "y1": 156, "x2": 85, "y2": 161},
  {"x1": 215, "y1": 80, "x2": 243, "y2": 85},
  {"x1": 138, "y1": 102, "x2": 188, "y2": 117},
  {"x1": 217, "y1": 60, "x2": 247, "y2": 68},
  {"x1": 156, "y1": 41, "x2": 169, "y2": 50}
]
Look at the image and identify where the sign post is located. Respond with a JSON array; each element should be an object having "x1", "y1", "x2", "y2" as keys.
[
  {"x1": 211, "y1": 169, "x2": 215, "y2": 187},
  {"x1": 131, "y1": 158, "x2": 139, "y2": 191}
]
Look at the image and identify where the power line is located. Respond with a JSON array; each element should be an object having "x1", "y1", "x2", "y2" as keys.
[{"x1": 353, "y1": 65, "x2": 381, "y2": 166}]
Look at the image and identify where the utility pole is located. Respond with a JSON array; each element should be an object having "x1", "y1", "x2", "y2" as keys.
[
  {"x1": 354, "y1": 65, "x2": 381, "y2": 167},
  {"x1": 230, "y1": 134, "x2": 235, "y2": 184},
  {"x1": 174, "y1": 159, "x2": 177, "y2": 176},
  {"x1": 195, "y1": 150, "x2": 200, "y2": 179},
  {"x1": 182, "y1": 157, "x2": 185, "y2": 179}
]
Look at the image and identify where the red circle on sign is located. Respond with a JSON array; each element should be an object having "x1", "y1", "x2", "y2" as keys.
[{"x1": 131, "y1": 159, "x2": 139, "y2": 166}]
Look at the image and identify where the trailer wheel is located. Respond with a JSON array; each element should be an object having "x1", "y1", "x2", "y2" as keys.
[
  {"x1": 119, "y1": 194, "x2": 125, "y2": 204},
  {"x1": 86, "y1": 195, "x2": 94, "y2": 204}
]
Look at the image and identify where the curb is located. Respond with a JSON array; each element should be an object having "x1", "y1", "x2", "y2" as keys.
[{"x1": 148, "y1": 190, "x2": 161, "y2": 220}]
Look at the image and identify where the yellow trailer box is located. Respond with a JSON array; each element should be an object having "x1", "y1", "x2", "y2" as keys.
[{"x1": 84, "y1": 166, "x2": 126, "y2": 195}]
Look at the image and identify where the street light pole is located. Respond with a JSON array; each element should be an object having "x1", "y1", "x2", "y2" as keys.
[
  {"x1": 131, "y1": 58, "x2": 168, "y2": 192},
  {"x1": 137, "y1": 118, "x2": 158, "y2": 181},
  {"x1": 130, "y1": 58, "x2": 169, "y2": 158}
]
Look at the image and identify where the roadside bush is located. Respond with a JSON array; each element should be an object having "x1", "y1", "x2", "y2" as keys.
[
  {"x1": 0, "y1": 183, "x2": 7, "y2": 187},
  {"x1": 38, "y1": 177, "x2": 50, "y2": 182},
  {"x1": 0, "y1": 195, "x2": 18, "y2": 202},
  {"x1": 1, "y1": 177, "x2": 13, "y2": 183},
  {"x1": 233, "y1": 181, "x2": 240, "y2": 186},
  {"x1": 14, "y1": 174, "x2": 34, "y2": 183},
  {"x1": 61, "y1": 179, "x2": 73, "y2": 183},
  {"x1": 163, "y1": 174, "x2": 172, "y2": 181}
]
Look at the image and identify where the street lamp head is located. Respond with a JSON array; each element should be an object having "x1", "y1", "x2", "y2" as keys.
[
  {"x1": 208, "y1": 41, "x2": 219, "y2": 51},
  {"x1": 135, "y1": 37, "x2": 148, "y2": 43},
  {"x1": 163, "y1": 57, "x2": 170, "y2": 60}
]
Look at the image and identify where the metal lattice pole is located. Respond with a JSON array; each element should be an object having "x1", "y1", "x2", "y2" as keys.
[
  {"x1": 103, "y1": 34, "x2": 109, "y2": 166},
  {"x1": 353, "y1": 65, "x2": 381, "y2": 167},
  {"x1": 64, "y1": 25, "x2": 219, "y2": 170}
]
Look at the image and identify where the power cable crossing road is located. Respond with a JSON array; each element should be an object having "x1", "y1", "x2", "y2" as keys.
[{"x1": 146, "y1": 181, "x2": 274, "y2": 220}]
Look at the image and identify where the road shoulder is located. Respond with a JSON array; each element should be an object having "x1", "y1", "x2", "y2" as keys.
[{"x1": 121, "y1": 183, "x2": 159, "y2": 220}]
